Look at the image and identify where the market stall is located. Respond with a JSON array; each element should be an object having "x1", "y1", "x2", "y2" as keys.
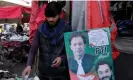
[{"x1": 0, "y1": 1, "x2": 31, "y2": 79}]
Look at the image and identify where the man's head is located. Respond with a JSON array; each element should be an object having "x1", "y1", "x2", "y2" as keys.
[
  {"x1": 69, "y1": 32, "x2": 86, "y2": 60},
  {"x1": 45, "y1": 1, "x2": 62, "y2": 27},
  {"x1": 96, "y1": 60, "x2": 112, "y2": 80}
]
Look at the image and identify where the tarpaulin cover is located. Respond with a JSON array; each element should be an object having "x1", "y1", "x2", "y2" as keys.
[
  {"x1": 86, "y1": 1, "x2": 120, "y2": 59},
  {"x1": 22, "y1": 7, "x2": 31, "y2": 14},
  {"x1": 0, "y1": 6, "x2": 22, "y2": 19}
]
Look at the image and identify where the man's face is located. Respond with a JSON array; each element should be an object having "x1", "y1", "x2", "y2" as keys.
[
  {"x1": 70, "y1": 36, "x2": 85, "y2": 60},
  {"x1": 97, "y1": 64, "x2": 112, "y2": 80},
  {"x1": 46, "y1": 15, "x2": 59, "y2": 27}
]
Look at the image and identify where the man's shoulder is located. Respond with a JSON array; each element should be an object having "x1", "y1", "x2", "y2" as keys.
[
  {"x1": 63, "y1": 20, "x2": 72, "y2": 32},
  {"x1": 37, "y1": 22, "x2": 47, "y2": 33},
  {"x1": 64, "y1": 20, "x2": 69, "y2": 25},
  {"x1": 84, "y1": 54, "x2": 95, "y2": 60},
  {"x1": 38, "y1": 22, "x2": 46, "y2": 29},
  {"x1": 67, "y1": 56, "x2": 76, "y2": 63},
  {"x1": 68, "y1": 56, "x2": 74, "y2": 61},
  {"x1": 67, "y1": 56, "x2": 77, "y2": 67}
]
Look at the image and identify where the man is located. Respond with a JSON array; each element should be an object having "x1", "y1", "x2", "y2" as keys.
[
  {"x1": 68, "y1": 32, "x2": 95, "y2": 75},
  {"x1": 16, "y1": 23, "x2": 23, "y2": 33},
  {"x1": 96, "y1": 60, "x2": 113, "y2": 80},
  {"x1": 22, "y1": 2, "x2": 71, "y2": 80}
]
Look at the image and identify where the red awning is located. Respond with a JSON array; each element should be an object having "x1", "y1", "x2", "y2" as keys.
[
  {"x1": 0, "y1": 6, "x2": 22, "y2": 19},
  {"x1": 0, "y1": 5, "x2": 31, "y2": 19}
]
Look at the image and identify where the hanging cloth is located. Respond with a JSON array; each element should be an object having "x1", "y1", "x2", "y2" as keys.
[
  {"x1": 86, "y1": 1, "x2": 120, "y2": 60},
  {"x1": 71, "y1": 1, "x2": 86, "y2": 31}
]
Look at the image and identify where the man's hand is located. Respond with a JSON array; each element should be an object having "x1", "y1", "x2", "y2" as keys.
[
  {"x1": 22, "y1": 66, "x2": 31, "y2": 80},
  {"x1": 51, "y1": 57, "x2": 62, "y2": 67}
]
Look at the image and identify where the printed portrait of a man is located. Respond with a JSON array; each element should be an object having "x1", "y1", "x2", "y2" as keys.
[
  {"x1": 96, "y1": 60, "x2": 113, "y2": 80},
  {"x1": 64, "y1": 29, "x2": 114, "y2": 80},
  {"x1": 67, "y1": 32, "x2": 95, "y2": 75}
]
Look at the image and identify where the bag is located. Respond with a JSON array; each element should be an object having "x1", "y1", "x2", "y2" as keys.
[{"x1": 117, "y1": 20, "x2": 133, "y2": 36}]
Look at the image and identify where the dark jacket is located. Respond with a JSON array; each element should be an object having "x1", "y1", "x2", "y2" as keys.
[
  {"x1": 37, "y1": 19, "x2": 71, "y2": 77},
  {"x1": 68, "y1": 54, "x2": 95, "y2": 74},
  {"x1": 16, "y1": 25, "x2": 23, "y2": 33}
]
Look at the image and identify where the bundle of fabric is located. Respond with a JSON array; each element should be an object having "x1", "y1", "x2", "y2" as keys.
[
  {"x1": 9, "y1": 34, "x2": 29, "y2": 42},
  {"x1": 0, "y1": 70, "x2": 16, "y2": 80},
  {"x1": 117, "y1": 20, "x2": 133, "y2": 36}
]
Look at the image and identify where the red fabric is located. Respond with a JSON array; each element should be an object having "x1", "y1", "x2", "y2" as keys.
[
  {"x1": 29, "y1": 1, "x2": 40, "y2": 23},
  {"x1": 0, "y1": 6, "x2": 22, "y2": 19},
  {"x1": 22, "y1": 7, "x2": 31, "y2": 14},
  {"x1": 29, "y1": 1, "x2": 40, "y2": 44},
  {"x1": 60, "y1": 10, "x2": 66, "y2": 20},
  {"x1": 29, "y1": 2, "x2": 66, "y2": 44},
  {"x1": 86, "y1": 1, "x2": 120, "y2": 60},
  {"x1": 35, "y1": 4, "x2": 47, "y2": 25},
  {"x1": 69, "y1": 70, "x2": 99, "y2": 80}
]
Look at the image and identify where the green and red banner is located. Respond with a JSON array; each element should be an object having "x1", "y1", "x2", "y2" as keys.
[{"x1": 64, "y1": 28, "x2": 115, "y2": 80}]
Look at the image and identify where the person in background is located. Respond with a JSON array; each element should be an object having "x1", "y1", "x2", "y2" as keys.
[{"x1": 16, "y1": 23, "x2": 23, "y2": 33}]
